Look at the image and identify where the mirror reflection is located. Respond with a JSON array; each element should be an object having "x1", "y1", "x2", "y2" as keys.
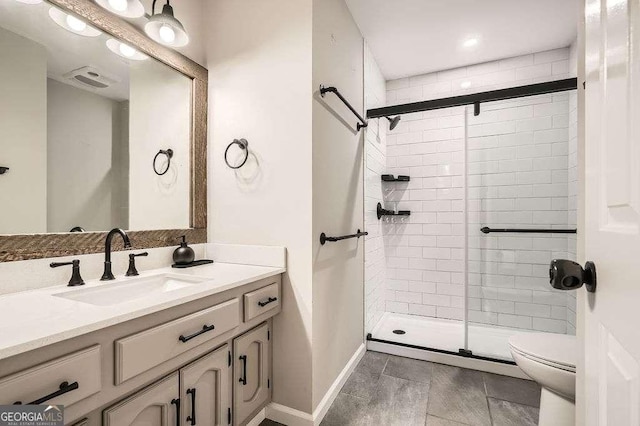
[{"x1": 0, "y1": 0, "x2": 192, "y2": 234}]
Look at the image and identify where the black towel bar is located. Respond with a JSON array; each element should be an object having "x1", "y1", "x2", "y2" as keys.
[
  {"x1": 480, "y1": 227, "x2": 577, "y2": 234},
  {"x1": 319, "y1": 85, "x2": 368, "y2": 131},
  {"x1": 320, "y1": 229, "x2": 368, "y2": 245}
]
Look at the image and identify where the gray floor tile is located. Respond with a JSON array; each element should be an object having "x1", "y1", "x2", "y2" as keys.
[
  {"x1": 340, "y1": 351, "x2": 389, "y2": 400},
  {"x1": 259, "y1": 420, "x2": 285, "y2": 426},
  {"x1": 382, "y1": 355, "x2": 433, "y2": 384},
  {"x1": 487, "y1": 397, "x2": 539, "y2": 426},
  {"x1": 360, "y1": 374, "x2": 430, "y2": 426},
  {"x1": 427, "y1": 364, "x2": 491, "y2": 426},
  {"x1": 483, "y1": 373, "x2": 541, "y2": 408},
  {"x1": 355, "y1": 351, "x2": 390, "y2": 379},
  {"x1": 426, "y1": 415, "x2": 469, "y2": 425},
  {"x1": 320, "y1": 393, "x2": 368, "y2": 426}
]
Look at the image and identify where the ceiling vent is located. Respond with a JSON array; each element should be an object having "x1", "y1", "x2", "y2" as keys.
[{"x1": 63, "y1": 66, "x2": 120, "y2": 89}]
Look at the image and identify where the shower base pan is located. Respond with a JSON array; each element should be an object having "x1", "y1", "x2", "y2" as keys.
[{"x1": 367, "y1": 313, "x2": 536, "y2": 378}]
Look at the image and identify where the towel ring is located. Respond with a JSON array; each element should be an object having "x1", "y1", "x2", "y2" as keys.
[
  {"x1": 153, "y1": 149, "x2": 173, "y2": 176},
  {"x1": 224, "y1": 139, "x2": 249, "y2": 169}
]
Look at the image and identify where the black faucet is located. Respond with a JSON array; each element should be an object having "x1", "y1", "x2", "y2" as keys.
[
  {"x1": 51, "y1": 259, "x2": 85, "y2": 286},
  {"x1": 101, "y1": 228, "x2": 132, "y2": 281}
]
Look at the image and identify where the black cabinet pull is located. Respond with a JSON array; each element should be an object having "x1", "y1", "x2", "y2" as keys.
[
  {"x1": 239, "y1": 355, "x2": 247, "y2": 385},
  {"x1": 179, "y1": 324, "x2": 215, "y2": 343},
  {"x1": 171, "y1": 398, "x2": 180, "y2": 426},
  {"x1": 186, "y1": 388, "x2": 196, "y2": 425},
  {"x1": 258, "y1": 297, "x2": 278, "y2": 307},
  {"x1": 14, "y1": 381, "x2": 79, "y2": 405}
]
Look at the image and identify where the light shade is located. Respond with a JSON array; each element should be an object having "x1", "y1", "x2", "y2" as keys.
[
  {"x1": 106, "y1": 38, "x2": 148, "y2": 61},
  {"x1": 144, "y1": 3, "x2": 189, "y2": 47},
  {"x1": 48, "y1": 7, "x2": 102, "y2": 37},
  {"x1": 95, "y1": 0, "x2": 145, "y2": 18}
]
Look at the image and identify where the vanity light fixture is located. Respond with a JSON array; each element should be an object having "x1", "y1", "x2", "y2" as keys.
[
  {"x1": 144, "y1": 0, "x2": 189, "y2": 47},
  {"x1": 48, "y1": 7, "x2": 101, "y2": 37},
  {"x1": 106, "y1": 38, "x2": 148, "y2": 60},
  {"x1": 95, "y1": 0, "x2": 145, "y2": 19}
]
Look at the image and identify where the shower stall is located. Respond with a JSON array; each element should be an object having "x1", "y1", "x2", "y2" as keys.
[{"x1": 363, "y1": 76, "x2": 579, "y2": 364}]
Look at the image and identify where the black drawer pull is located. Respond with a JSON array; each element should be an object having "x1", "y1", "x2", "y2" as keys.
[
  {"x1": 239, "y1": 355, "x2": 247, "y2": 385},
  {"x1": 258, "y1": 297, "x2": 278, "y2": 307},
  {"x1": 14, "y1": 381, "x2": 79, "y2": 405},
  {"x1": 179, "y1": 324, "x2": 215, "y2": 343},
  {"x1": 171, "y1": 398, "x2": 180, "y2": 426},
  {"x1": 186, "y1": 388, "x2": 196, "y2": 425}
]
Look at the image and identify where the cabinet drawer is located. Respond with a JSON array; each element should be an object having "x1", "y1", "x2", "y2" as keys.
[
  {"x1": 243, "y1": 283, "x2": 280, "y2": 322},
  {"x1": 115, "y1": 298, "x2": 240, "y2": 384},
  {"x1": 0, "y1": 345, "x2": 101, "y2": 407}
]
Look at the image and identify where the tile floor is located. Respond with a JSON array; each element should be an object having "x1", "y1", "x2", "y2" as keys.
[{"x1": 261, "y1": 351, "x2": 541, "y2": 426}]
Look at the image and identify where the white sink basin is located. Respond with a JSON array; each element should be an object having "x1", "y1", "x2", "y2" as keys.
[{"x1": 53, "y1": 273, "x2": 210, "y2": 306}]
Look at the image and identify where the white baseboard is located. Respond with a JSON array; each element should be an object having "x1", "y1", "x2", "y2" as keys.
[
  {"x1": 266, "y1": 343, "x2": 366, "y2": 426},
  {"x1": 246, "y1": 408, "x2": 266, "y2": 426},
  {"x1": 366, "y1": 340, "x2": 531, "y2": 380}
]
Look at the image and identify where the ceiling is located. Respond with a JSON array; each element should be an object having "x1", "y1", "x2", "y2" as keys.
[{"x1": 345, "y1": 0, "x2": 579, "y2": 80}]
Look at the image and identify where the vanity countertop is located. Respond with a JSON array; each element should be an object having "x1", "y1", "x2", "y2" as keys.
[{"x1": 0, "y1": 262, "x2": 285, "y2": 361}]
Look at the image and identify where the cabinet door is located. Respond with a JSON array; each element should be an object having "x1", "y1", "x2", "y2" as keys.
[
  {"x1": 180, "y1": 344, "x2": 231, "y2": 426},
  {"x1": 103, "y1": 373, "x2": 179, "y2": 426},
  {"x1": 233, "y1": 323, "x2": 270, "y2": 426}
]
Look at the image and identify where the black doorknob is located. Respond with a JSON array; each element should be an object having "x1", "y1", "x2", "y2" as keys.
[{"x1": 549, "y1": 259, "x2": 597, "y2": 293}]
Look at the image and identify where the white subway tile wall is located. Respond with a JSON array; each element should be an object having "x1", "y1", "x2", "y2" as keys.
[
  {"x1": 364, "y1": 43, "x2": 387, "y2": 335},
  {"x1": 566, "y1": 42, "x2": 579, "y2": 335},
  {"x1": 380, "y1": 47, "x2": 578, "y2": 334}
]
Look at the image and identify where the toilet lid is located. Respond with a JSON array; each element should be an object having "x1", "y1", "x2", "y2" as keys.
[{"x1": 509, "y1": 333, "x2": 576, "y2": 370}]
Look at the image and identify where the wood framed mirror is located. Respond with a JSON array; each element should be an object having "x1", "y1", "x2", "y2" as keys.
[{"x1": 0, "y1": 0, "x2": 207, "y2": 262}]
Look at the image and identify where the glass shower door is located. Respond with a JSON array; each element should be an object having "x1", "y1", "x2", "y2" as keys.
[{"x1": 464, "y1": 90, "x2": 578, "y2": 361}]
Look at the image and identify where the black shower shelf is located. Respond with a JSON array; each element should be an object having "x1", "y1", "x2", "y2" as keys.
[
  {"x1": 377, "y1": 203, "x2": 411, "y2": 220},
  {"x1": 381, "y1": 174, "x2": 410, "y2": 182}
]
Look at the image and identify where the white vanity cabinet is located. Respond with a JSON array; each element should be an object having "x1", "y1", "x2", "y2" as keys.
[{"x1": 233, "y1": 323, "x2": 271, "y2": 426}]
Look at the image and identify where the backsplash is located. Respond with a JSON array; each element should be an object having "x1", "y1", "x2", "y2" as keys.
[{"x1": 0, "y1": 244, "x2": 205, "y2": 296}]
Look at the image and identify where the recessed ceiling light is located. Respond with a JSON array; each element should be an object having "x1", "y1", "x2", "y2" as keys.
[
  {"x1": 460, "y1": 81, "x2": 472, "y2": 89},
  {"x1": 463, "y1": 37, "x2": 479, "y2": 48},
  {"x1": 95, "y1": 0, "x2": 145, "y2": 19},
  {"x1": 106, "y1": 38, "x2": 148, "y2": 61},
  {"x1": 48, "y1": 7, "x2": 101, "y2": 37}
]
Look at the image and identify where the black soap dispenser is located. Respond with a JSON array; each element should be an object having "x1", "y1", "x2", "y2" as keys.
[{"x1": 173, "y1": 235, "x2": 195, "y2": 265}]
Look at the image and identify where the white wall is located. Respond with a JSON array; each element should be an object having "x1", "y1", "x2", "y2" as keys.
[
  {"x1": 0, "y1": 28, "x2": 47, "y2": 234},
  {"x1": 381, "y1": 48, "x2": 578, "y2": 334},
  {"x1": 363, "y1": 42, "x2": 387, "y2": 335},
  {"x1": 311, "y1": 0, "x2": 364, "y2": 408},
  {"x1": 128, "y1": 60, "x2": 191, "y2": 230},
  {"x1": 203, "y1": 0, "x2": 314, "y2": 414},
  {"x1": 47, "y1": 79, "x2": 127, "y2": 232}
]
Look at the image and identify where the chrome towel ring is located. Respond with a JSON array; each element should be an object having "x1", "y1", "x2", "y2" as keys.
[
  {"x1": 224, "y1": 138, "x2": 249, "y2": 169},
  {"x1": 153, "y1": 149, "x2": 173, "y2": 175}
]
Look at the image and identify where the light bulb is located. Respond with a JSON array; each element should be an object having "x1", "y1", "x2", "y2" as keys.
[
  {"x1": 66, "y1": 14, "x2": 87, "y2": 32},
  {"x1": 159, "y1": 25, "x2": 176, "y2": 43},
  {"x1": 108, "y1": 0, "x2": 128, "y2": 12},
  {"x1": 119, "y1": 43, "x2": 136, "y2": 57},
  {"x1": 460, "y1": 81, "x2": 472, "y2": 89}
]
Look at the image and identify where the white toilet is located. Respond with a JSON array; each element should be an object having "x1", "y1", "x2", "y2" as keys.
[{"x1": 509, "y1": 333, "x2": 577, "y2": 426}]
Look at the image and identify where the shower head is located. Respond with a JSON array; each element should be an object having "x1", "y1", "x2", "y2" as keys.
[{"x1": 386, "y1": 115, "x2": 401, "y2": 130}]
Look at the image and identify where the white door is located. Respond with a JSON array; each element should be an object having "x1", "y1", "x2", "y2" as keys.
[{"x1": 583, "y1": 0, "x2": 640, "y2": 424}]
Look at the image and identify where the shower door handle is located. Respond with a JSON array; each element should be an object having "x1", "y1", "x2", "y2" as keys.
[{"x1": 549, "y1": 259, "x2": 597, "y2": 293}]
